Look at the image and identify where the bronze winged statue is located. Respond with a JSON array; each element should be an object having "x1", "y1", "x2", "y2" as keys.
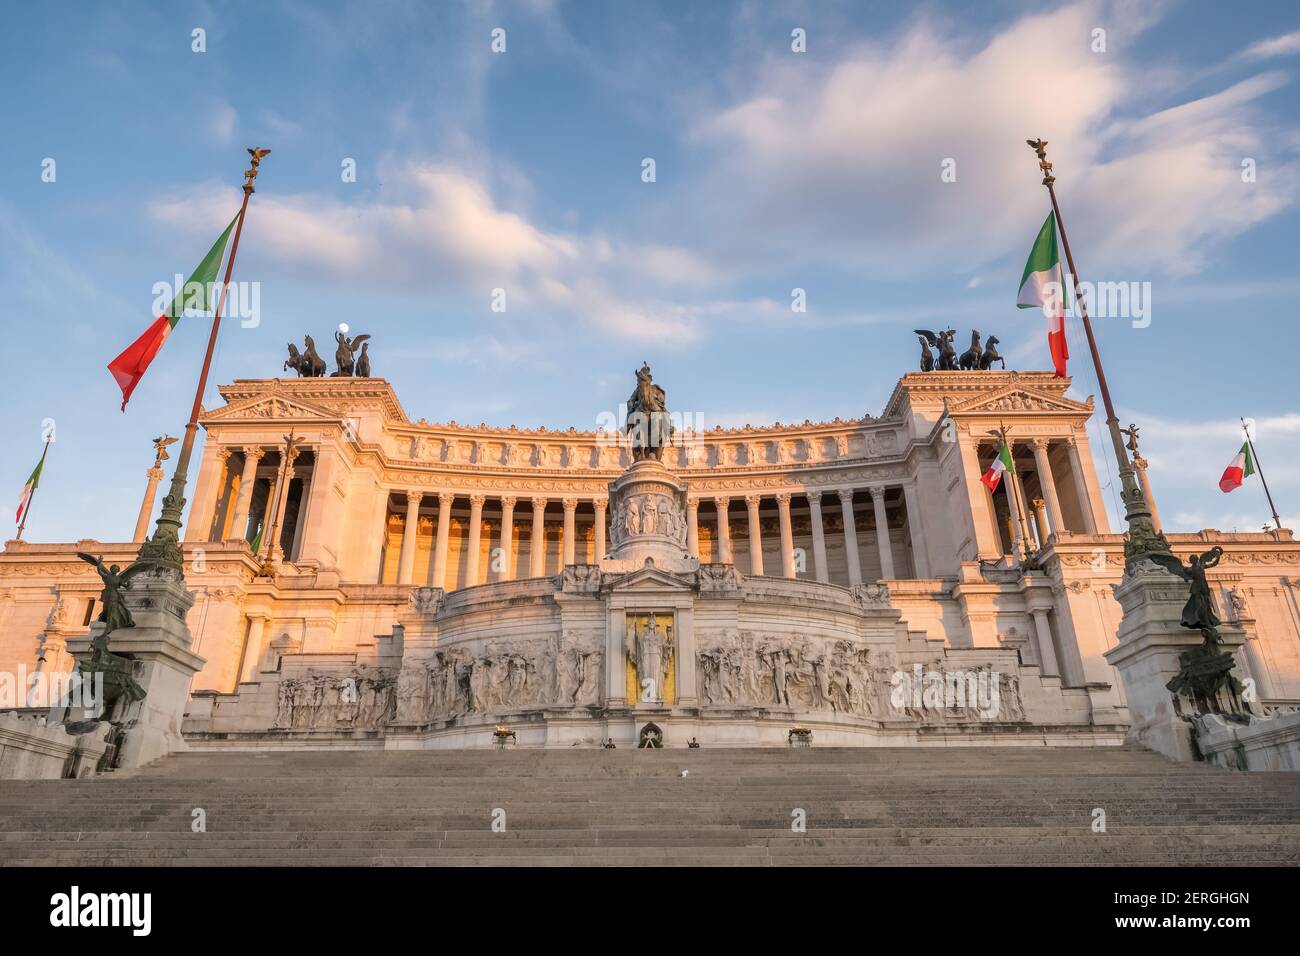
[{"x1": 1146, "y1": 546, "x2": 1225, "y2": 644}]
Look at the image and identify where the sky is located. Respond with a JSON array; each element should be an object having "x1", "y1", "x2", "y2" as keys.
[{"x1": 1, "y1": 0, "x2": 1297, "y2": 544}]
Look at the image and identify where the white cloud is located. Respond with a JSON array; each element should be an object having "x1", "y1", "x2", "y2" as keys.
[
  {"x1": 209, "y1": 101, "x2": 237, "y2": 145},
  {"x1": 1240, "y1": 30, "x2": 1300, "y2": 61}
]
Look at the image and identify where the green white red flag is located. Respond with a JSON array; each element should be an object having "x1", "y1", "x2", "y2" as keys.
[
  {"x1": 1017, "y1": 211, "x2": 1069, "y2": 377},
  {"x1": 981, "y1": 441, "x2": 1015, "y2": 492},
  {"x1": 1219, "y1": 441, "x2": 1257, "y2": 493},
  {"x1": 15, "y1": 444, "x2": 48, "y2": 527},
  {"x1": 108, "y1": 215, "x2": 239, "y2": 411}
]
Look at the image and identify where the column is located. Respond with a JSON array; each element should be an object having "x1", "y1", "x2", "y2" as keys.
[
  {"x1": 745, "y1": 495, "x2": 764, "y2": 575},
  {"x1": 1064, "y1": 439, "x2": 1099, "y2": 534},
  {"x1": 498, "y1": 496, "x2": 517, "y2": 581},
  {"x1": 228, "y1": 447, "x2": 263, "y2": 542},
  {"x1": 530, "y1": 497, "x2": 547, "y2": 577},
  {"x1": 838, "y1": 489, "x2": 863, "y2": 586},
  {"x1": 1011, "y1": 460, "x2": 1035, "y2": 551},
  {"x1": 714, "y1": 497, "x2": 733, "y2": 563},
  {"x1": 592, "y1": 499, "x2": 607, "y2": 561},
  {"x1": 1029, "y1": 439, "x2": 1065, "y2": 535},
  {"x1": 465, "y1": 494, "x2": 485, "y2": 587},
  {"x1": 270, "y1": 448, "x2": 300, "y2": 560},
  {"x1": 1134, "y1": 454, "x2": 1162, "y2": 533},
  {"x1": 686, "y1": 499, "x2": 699, "y2": 557},
  {"x1": 1003, "y1": 469, "x2": 1023, "y2": 558},
  {"x1": 870, "y1": 486, "x2": 895, "y2": 580},
  {"x1": 240, "y1": 613, "x2": 269, "y2": 684},
  {"x1": 561, "y1": 498, "x2": 577, "y2": 567},
  {"x1": 133, "y1": 465, "x2": 165, "y2": 543},
  {"x1": 776, "y1": 493, "x2": 795, "y2": 578},
  {"x1": 807, "y1": 492, "x2": 829, "y2": 583},
  {"x1": 299, "y1": 443, "x2": 339, "y2": 567},
  {"x1": 1030, "y1": 609, "x2": 1060, "y2": 678},
  {"x1": 901, "y1": 482, "x2": 930, "y2": 579},
  {"x1": 431, "y1": 492, "x2": 453, "y2": 588},
  {"x1": 184, "y1": 442, "x2": 225, "y2": 543},
  {"x1": 1031, "y1": 497, "x2": 1049, "y2": 549},
  {"x1": 397, "y1": 490, "x2": 422, "y2": 585},
  {"x1": 956, "y1": 429, "x2": 1001, "y2": 558}
]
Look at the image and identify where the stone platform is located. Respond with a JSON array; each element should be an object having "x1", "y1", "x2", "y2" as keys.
[{"x1": 3, "y1": 747, "x2": 1298, "y2": 866}]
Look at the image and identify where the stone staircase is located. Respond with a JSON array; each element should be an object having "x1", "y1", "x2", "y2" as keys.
[{"x1": 3, "y1": 747, "x2": 1299, "y2": 865}]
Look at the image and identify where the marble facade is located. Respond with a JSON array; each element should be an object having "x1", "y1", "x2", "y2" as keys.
[{"x1": 3, "y1": 371, "x2": 1298, "y2": 748}]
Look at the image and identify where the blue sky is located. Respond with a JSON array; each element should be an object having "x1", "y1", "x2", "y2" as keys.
[{"x1": 1, "y1": 0, "x2": 1297, "y2": 543}]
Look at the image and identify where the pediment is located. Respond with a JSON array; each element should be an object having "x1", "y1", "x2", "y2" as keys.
[
  {"x1": 949, "y1": 386, "x2": 1092, "y2": 415},
  {"x1": 202, "y1": 393, "x2": 346, "y2": 424},
  {"x1": 602, "y1": 562, "x2": 696, "y2": 593}
]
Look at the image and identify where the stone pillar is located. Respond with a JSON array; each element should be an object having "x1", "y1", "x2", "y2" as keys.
[
  {"x1": 432, "y1": 492, "x2": 453, "y2": 588},
  {"x1": 745, "y1": 495, "x2": 764, "y2": 576},
  {"x1": 901, "y1": 481, "x2": 930, "y2": 579},
  {"x1": 870, "y1": 486, "x2": 895, "y2": 580},
  {"x1": 228, "y1": 447, "x2": 263, "y2": 543},
  {"x1": 240, "y1": 613, "x2": 269, "y2": 683},
  {"x1": 465, "y1": 494, "x2": 485, "y2": 587},
  {"x1": 298, "y1": 443, "x2": 340, "y2": 568},
  {"x1": 1134, "y1": 454, "x2": 1162, "y2": 534},
  {"x1": 269, "y1": 448, "x2": 300, "y2": 561},
  {"x1": 776, "y1": 493, "x2": 795, "y2": 578},
  {"x1": 808, "y1": 492, "x2": 829, "y2": 583},
  {"x1": 530, "y1": 497, "x2": 547, "y2": 577},
  {"x1": 498, "y1": 495, "x2": 517, "y2": 581},
  {"x1": 397, "y1": 491, "x2": 423, "y2": 585},
  {"x1": 561, "y1": 498, "x2": 578, "y2": 567},
  {"x1": 134, "y1": 465, "x2": 166, "y2": 543},
  {"x1": 1030, "y1": 608, "x2": 1059, "y2": 678},
  {"x1": 714, "y1": 497, "x2": 733, "y2": 563},
  {"x1": 1031, "y1": 497, "x2": 1049, "y2": 550},
  {"x1": 838, "y1": 489, "x2": 863, "y2": 586},
  {"x1": 686, "y1": 498, "x2": 699, "y2": 557},
  {"x1": 1065, "y1": 439, "x2": 1099, "y2": 534},
  {"x1": 957, "y1": 429, "x2": 1001, "y2": 558},
  {"x1": 1003, "y1": 466, "x2": 1023, "y2": 558},
  {"x1": 1029, "y1": 439, "x2": 1065, "y2": 536},
  {"x1": 212, "y1": 448, "x2": 236, "y2": 540},
  {"x1": 183, "y1": 442, "x2": 225, "y2": 543},
  {"x1": 593, "y1": 499, "x2": 607, "y2": 561}
]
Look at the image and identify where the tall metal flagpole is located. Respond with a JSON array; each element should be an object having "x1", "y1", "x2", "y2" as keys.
[
  {"x1": 137, "y1": 148, "x2": 270, "y2": 573},
  {"x1": 1241, "y1": 417, "x2": 1283, "y2": 531},
  {"x1": 15, "y1": 435, "x2": 52, "y2": 541},
  {"x1": 1026, "y1": 140, "x2": 1170, "y2": 566}
]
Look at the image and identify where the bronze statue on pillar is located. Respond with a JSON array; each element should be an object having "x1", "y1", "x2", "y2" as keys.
[{"x1": 625, "y1": 363, "x2": 673, "y2": 461}]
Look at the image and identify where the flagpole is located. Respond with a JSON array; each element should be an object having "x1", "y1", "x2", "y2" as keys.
[
  {"x1": 1241, "y1": 417, "x2": 1283, "y2": 531},
  {"x1": 1026, "y1": 139, "x2": 1170, "y2": 566},
  {"x1": 137, "y1": 148, "x2": 270, "y2": 573},
  {"x1": 998, "y1": 422, "x2": 1035, "y2": 568},
  {"x1": 15, "y1": 436, "x2": 52, "y2": 542}
]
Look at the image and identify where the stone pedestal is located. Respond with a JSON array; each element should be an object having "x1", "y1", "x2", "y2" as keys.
[
  {"x1": 601, "y1": 458, "x2": 697, "y2": 575},
  {"x1": 1105, "y1": 561, "x2": 1246, "y2": 763},
  {"x1": 67, "y1": 568, "x2": 206, "y2": 769}
]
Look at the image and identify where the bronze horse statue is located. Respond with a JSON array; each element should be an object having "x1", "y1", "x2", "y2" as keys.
[
  {"x1": 625, "y1": 363, "x2": 672, "y2": 461},
  {"x1": 914, "y1": 329, "x2": 958, "y2": 371},
  {"x1": 298, "y1": 336, "x2": 327, "y2": 377},
  {"x1": 978, "y1": 335, "x2": 1005, "y2": 370},
  {"x1": 959, "y1": 330, "x2": 983, "y2": 371}
]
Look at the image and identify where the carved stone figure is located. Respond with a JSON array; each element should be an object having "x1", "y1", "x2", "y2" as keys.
[
  {"x1": 273, "y1": 669, "x2": 396, "y2": 731},
  {"x1": 626, "y1": 614, "x2": 672, "y2": 701}
]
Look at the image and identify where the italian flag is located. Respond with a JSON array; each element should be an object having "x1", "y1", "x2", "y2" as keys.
[
  {"x1": 15, "y1": 446, "x2": 48, "y2": 526},
  {"x1": 108, "y1": 215, "x2": 239, "y2": 411},
  {"x1": 981, "y1": 441, "x2": 1015, "y2": 492},
  {"x1": 1219, "y1": 441, "x2": 1256, "y2": 493},
  {"x1": 1017, "y1": 211, "x2": 1069, "y2": 377}
]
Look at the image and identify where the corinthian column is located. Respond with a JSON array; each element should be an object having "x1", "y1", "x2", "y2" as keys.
[
  {"x1": 561, "y1": 498, "x2": 577, "y2": 567},
  {"x1": 228, "y1": 447, "x2": 263, "y2": 543},
  {"x1": 838, "y1": 489, "x2": 862, "y2": 586},
  {"x1": 808, "y1": 492, "x2": 829, "y2": 582},
  {"x1": 714, "y1": 497, "x2": 732, "y2": 563},
  {"x1": 686, "y1": 498, "x2": 699, "y2": 557},
  {"x1": 1029, "y1": 439, "x2": 1065, "y2": 536},
  {"x1": 530, "y1": 497, "x2": 547, "y2": 577},
  {"x1": 431, "y1": 492, "x2": 453, "y2": 588},
  {"x1": 397, "y1": 491, "x2": 423, "y2": 585},
  {"x1": 134, "y1": 464, "x2": 166, "y2": 543},
  {"x1": 745, "y1": 495, "x2": 764, "y2": 575},
  {"x1": 498, "y1": 495, "x2": 517, "y2": 581},
  {"x1": 870, "y1": 485, "x2": 895, "y2": 580},
  {"x1": 465, "y1": 494, "x2": 485, "y2": 586},
  {"x1": 776, "y1": 493, "x2": 795, "y2": 578},
  {"x1": 593, "y1": 498, "x2": 607, "y2": 561}
]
